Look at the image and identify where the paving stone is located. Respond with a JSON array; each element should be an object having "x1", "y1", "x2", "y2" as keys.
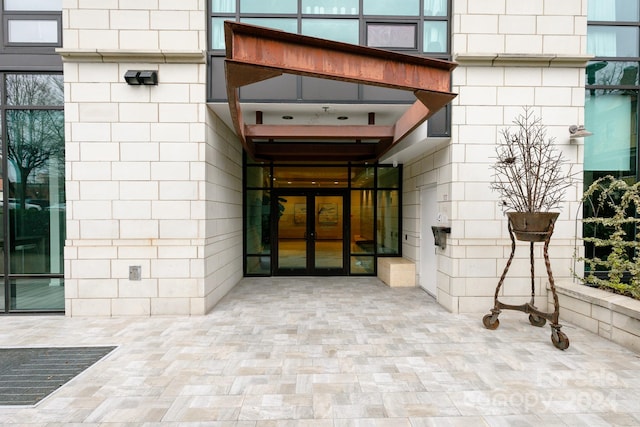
[{"x1": 0, "y1": 277, "x2": 637, "y2": 424}]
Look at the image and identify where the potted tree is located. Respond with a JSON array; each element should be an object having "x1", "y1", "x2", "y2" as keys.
[{"x1": 484, "y1": 106, "x2": 576, "y2": 350}]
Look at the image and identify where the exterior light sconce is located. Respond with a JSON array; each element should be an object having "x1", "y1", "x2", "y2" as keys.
[
  {"x1": 431, "y1": 226, "x2": 451, "y2": 250},
  {"x1": 568, "y1": 125, "x2": 592, "y2": 141},
  {"x1": 124, "y1": 70, "x2": 158, "y2": 85}
]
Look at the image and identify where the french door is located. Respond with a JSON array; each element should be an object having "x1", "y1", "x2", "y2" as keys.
[{"x1": 274, "y1": 190, "x2": 347, "y2": 275}]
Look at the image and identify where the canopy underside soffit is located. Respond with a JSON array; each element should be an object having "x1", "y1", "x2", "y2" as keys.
[{"x1": 224, "y1": 21, "x2": 457, "y2": 162}]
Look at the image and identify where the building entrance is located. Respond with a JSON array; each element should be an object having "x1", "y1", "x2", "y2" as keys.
[
  {"x1": 274, "y1": 191, "x2": 347, "y2": 275},
  {"x1": 244, "y1": 161, "x2": 402, "y2": 277}
]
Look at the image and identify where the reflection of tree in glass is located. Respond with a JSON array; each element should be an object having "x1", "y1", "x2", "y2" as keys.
[
  {"x1": 6, "y1": 74, "x2": 64, "y2": 106},
  {"x1": 5, "y1": 74, "x2": 64, "y2": 209},
  {"x1": 587, "y1": 61, "x2": 638, "y2": 90}
]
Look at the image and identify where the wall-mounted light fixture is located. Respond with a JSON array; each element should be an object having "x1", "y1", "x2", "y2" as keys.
[
  {"x1": 124, "y1": 70, "x2": 158, "y2": 85},
  {"x1": 568, "y1": 125, "x2": 592, "y2": 139}
]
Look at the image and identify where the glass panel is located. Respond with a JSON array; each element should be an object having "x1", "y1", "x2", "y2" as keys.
[
  {"x1": 351, "y1": 256, "x2": 374, "y2": 274},
  {"x1": 246, "y1": 190, "x2": 271, "y2": 256},
  {"x1": 424, "y1": 0, "x2": 447, "y2": 17},
  {"x1": 4, "y1": 0, "x2": 62, "y2": 11},
  {"x1": 424, "y1": 20, "x2": 447, "y2": 53},
  {"x1": 241, "y1": 18, "x2": 297, "y2": 34},
  {"x1": 10, "y1": 278, "x2": 64, "y2": 311},
  {"x1": 584, "y1": 90, "x2": 637, "y2": 174},
  {"x1": 7, "y1": 20, "x2": 58, "y2": 43},
  {"x1": 351, "y1": 190, "x2": 374, "y2": 254},
  {"x1": 212, "y1": 0, "x2": 235, "y2": 13},
  {"x1": 211, "y1": 17, "x2": 227, "y2": 50},
  {"x1": 241, "y1": 0, "x2": 297, "y2": 14},
  {"x1": 246, "y1": 166, "x2": 271, "y2": 188},
  {"x1": 587, "y1": 26, "x2": 638, "y2": 57},
  {"x1": 351, "y1": 166, "x2": 375, "y2": 188},
  {"x1": 302, "y1": 0, "x2": 358, "y2": 14},
  {"x1": 6, "y1": 74, "x2": 64, "y2": 106},
  {"x1": 246, "y1": 255, "x2": 271, "y2": 275},
  {"x1": 367, "y1": 24, "x2": 416, "y2": 48},
  {"x1": 377, "y1": 167, "x2": 400, "y2": 188},
  {"x1": 588, "y1": 0, "x2": 639, "y2": 21},
  {"x1": 363, "y1": 0, "x2": 419, "y2": 16},
  {"x1": 377, "y1": 190, "x2": 399, "y2": 255},
  {"x1": 301, "y1": 19, "x2": 359, "y2": 44},
  {"x1": 586, "y1": 61, "x2": 638, "y2": 86},
  {"x1": 6, "y1": 110, "x2": 65, "y2": 274},
  {"x1": 277, "y1": 195, "x2": 307, "y2": 269},
  {"x1": 314, "y1": 195, "x2": 343, "y2": 269},
  {"x1": 273, "y1": 166, "x2": 348, "y2": 188}
]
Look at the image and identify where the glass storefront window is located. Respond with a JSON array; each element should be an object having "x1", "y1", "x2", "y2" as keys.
[
  {"x1": 6, "y1": 109, "x2": 65, "y2": 274},
  {"x1": 588, "y1": 0, "x2": 639, "y2": 21},
  {"x1": 351, "y1": 190, "x2": 374, "y2": 254},
  {"x1": 244, "y1": 162, "x2": 401, "y2": 276},
  {"x1": 587, "y1": 26, "x2": 639, "y2": 57},
  {"x1": 7, "y1": 20, "x2": 59, "y2": 44},
  {"x1": 241, "y1": 0, "x2": 297, "y2": 14},
  {"x1": 246, "y1": 165, "x2": 271, "y2": 188},
  {"x1": 301, "y1": 19, "x2": 359, "y2": 44},
  {"x1": 212, "y1": 0, "x2": 235, "y2": 13},
  {"x1": 363, "y1": 0, "x2": 419, "y2": 16},
  {"x1": 246, "y1": 255, "x2": 271, "y2": 275},
  {"x1": 302, "y1": 0, "x2": 358, "y2": 15},
  {"x1": 10, "y1": 278, "x2": 64, "y2": 311},
  {"x1": 211, "y1": 17, "x2": 227, "y2": 50},
  {"x1": 367, "y1": 24, "x2": 416, "y2": 49},
  {"x1": 586, "y1": 61, "x2": 638, "y2": 86},
  {"x1": 377, "y1": 190, "x2": 399, "y2": 255},
  {"x1": 377, "y1": 167, "x2": 400, "y2": 188},
  {"x1": 351, "y1": 166, "x2": 375, "y2": 188},
  {"x1": 584, "y1": 90, "x2": 638, "y2": 175},
  {"x1": 273, "y1": 166, "x2": 349, "y2": 188},
  {"x1": 424, "y1": 21, "x2": 447, "y2": 53},
  {"x1": 1, "y1": 72, "x2": 65, "y2": 312},
  {"x1": 351, "y1": 256, "x2": 374, "y2": 274},
  {"x1": 6, "y1": 74, "x2": 64, "y2": 106},
  {"x1": 424, "y1": 0, "x2": 447, "y2": 17},
  {"x1": 241, "y1": 18, "x2": 297, "y2": 34},
  {"x1": 246, "y1": 189, "x2": 272, "y2": 256}
]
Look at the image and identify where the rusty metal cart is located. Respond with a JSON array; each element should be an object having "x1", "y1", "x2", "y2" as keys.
[{"x1": 482, "y1": 212, "x2": 570, "y2": 350}]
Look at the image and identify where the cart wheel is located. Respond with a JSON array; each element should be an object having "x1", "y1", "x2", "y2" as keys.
[
  {"x1": 551, "y1": 330, "x2": 570, "y2": 350},
  {"x1": 528, "y1": 314, "x2": 546, "y2": 327},
  {"x1": 482, "y1": 314, "x2": 500, "y2": 330}
]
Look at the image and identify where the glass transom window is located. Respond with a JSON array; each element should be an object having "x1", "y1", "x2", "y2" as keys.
[{"x1": 7, "y1": 20, "x2": 59, "y2": 44}]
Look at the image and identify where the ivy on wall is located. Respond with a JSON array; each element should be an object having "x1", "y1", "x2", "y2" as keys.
[{"x1": 579, "y1": 176, "x2": 640, "y2": 300}]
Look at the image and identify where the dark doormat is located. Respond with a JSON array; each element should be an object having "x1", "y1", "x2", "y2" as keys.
[{"x1": 0, "y1": 346, "x2": 116, "y2": 406}]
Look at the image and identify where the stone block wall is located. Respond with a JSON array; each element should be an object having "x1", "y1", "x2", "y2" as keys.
[
  {"x1": 551, "y1": 282, "x2": 640, "y2": 354},
  {"x1": 60, "y1": 0, "x2": 243, "y2": 316},
  {"x1": 403, "y1": 0, "x2": 589, "y2": 313}
]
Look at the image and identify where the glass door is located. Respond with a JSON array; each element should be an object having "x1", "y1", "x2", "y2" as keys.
[{"x1": 275, "y1": 191, "x2": 347, "y2": 275}]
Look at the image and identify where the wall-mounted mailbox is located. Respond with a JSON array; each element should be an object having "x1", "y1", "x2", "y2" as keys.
[{"x1": 431, "y1": 226, "x2": 451, "y2": 250}]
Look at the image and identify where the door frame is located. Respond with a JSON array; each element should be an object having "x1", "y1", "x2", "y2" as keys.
[{"x1": 272, "y1": 189, "x2": 349, "y2": 276}]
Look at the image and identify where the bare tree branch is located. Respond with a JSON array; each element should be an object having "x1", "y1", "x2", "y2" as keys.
[{"x1": 491, "y1": 107, "x2": 575, "y2": 212}]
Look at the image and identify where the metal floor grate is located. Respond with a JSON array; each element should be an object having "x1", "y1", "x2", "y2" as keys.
[{"x1": 0, "y1": 346, "x2": 116, "y2": 406}]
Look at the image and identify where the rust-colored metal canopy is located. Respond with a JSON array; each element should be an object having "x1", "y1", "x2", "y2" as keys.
[{"x1": 224, "y1": 21, "x2": 457, "y2": 162}]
